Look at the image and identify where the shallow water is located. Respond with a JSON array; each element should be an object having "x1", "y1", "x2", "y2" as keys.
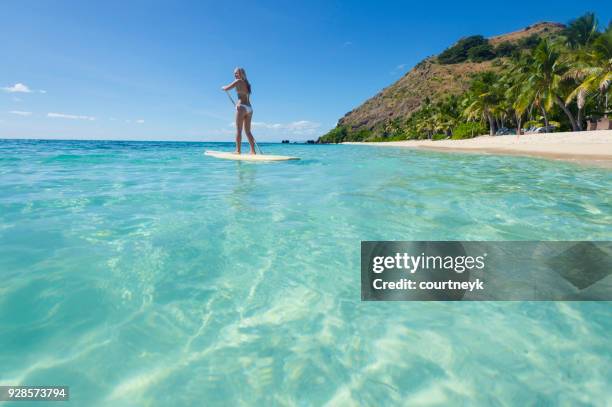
[{"x1": 0, "y1": 139, "x2": 611, "y2": 406}]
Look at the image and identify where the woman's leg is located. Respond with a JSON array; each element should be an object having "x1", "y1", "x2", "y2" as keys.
[
  {"x1": 235, "y1": 107, "x2": 245, "y2": 154},
  {"x1": 244, "y1": 112, "x2": 256, "y2": 154}
]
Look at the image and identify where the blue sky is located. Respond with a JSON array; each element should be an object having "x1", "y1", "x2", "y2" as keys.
[{"x1": 1, "y1": 1, "x2": 610, "y2": 141}]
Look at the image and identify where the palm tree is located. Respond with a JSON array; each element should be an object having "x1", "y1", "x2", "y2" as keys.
[
  {"x1": 566, "y1": 25, "x2": 612, "y2": 118},
  {"x1": 526, "y1": 39, "x2": 580, "y2": 131},
  {"x1": 564, "y1": 12, "x2": 600, "y2": 49},
  {"x1": 415, "y1": 116, "x2": 433, "y2": 140},
  {"x1": 503, "y1": 57, "x2": 534, "y2": 135},
  {"x1": 463, "y1": 72, "x2": 501, "y2": 136},
  {"x1": 433, "y1": 95, "x2": 461, "y2": 136}
]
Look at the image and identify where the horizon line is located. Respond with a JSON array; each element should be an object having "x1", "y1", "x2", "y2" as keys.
[{"x1": 0, "y1": 137, "x2": 316, "y2": 143}]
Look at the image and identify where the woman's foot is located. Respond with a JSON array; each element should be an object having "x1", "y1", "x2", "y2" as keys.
[
  {"x1": 250, "y1": 149, "x2": 256, "y2": 155},
  {"x1": 234, "y1": 150, "x2": 241, "y2": 155}
]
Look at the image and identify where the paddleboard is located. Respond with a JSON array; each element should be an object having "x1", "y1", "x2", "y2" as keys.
[{"x1": 204, "y1": 150, "x2": 299, "y2": 161}]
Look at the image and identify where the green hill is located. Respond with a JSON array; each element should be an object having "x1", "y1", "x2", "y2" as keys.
[{"x1": 318, "y1": 22, "x2": 565, "y2": 143}]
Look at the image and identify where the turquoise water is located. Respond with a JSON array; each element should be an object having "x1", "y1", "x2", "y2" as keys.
[{"x1": 1, "y1": 139, "x2": 611, "y2": 406}]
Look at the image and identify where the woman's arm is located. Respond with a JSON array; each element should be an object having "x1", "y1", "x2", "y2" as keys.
[{"x1": 221, "y1": 79, "x2": 240, "y2": 91}]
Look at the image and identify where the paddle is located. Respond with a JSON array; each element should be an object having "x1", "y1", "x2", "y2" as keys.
[{"x1": 225, "y1": 90, "x2": 264, "y2": 154}]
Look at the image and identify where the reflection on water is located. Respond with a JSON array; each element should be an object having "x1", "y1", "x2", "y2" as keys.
[
  {"x1": 229, "y1": 162, "x2": 258, "y2": 210},
  {"x1": 0, "y1": 140, "x2": 610, "y2": 406}
]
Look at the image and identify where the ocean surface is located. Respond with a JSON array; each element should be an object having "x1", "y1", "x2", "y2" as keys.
[{"x1": 1, "y1": 139, "x2": 611, "y2": 406}]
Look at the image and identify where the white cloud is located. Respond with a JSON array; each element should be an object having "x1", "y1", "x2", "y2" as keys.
[
  {"x1": 285, "y1": 120, "x2": 321, "y2": 133},
  {"x1": 39, "y1": 89, "x2": 47, "y2": 94},
  {"x1": 3, "y1": 83, "x2": 32, "y2": 93},
  {"x1": 10, "y1": 110, "x2": 32, "y2": 116},
  {"x1": 47, "y1": 112, "x2": 96, "y2": 121},
  {"x1": 251, "y1": 121, "x2": 283, "y2": 130},
  {"x1": 230, "y1": 120, "x2": 321, "y2": 136},
  {"x1": 135, "y1": 119, "x2": 145, "y2": 124}
]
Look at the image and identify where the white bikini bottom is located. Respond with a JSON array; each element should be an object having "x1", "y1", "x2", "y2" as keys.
[{"x1": 238, "y1": 104, "x2": 253, "y2": 114}]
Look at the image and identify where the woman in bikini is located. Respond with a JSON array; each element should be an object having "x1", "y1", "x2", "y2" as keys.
[{"x1": 222, "y1": 67, "x2": 256, "y2": 154}]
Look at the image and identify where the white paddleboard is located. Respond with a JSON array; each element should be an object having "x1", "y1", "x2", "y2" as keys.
[{"x1": 204, "y1": 150, "x2": 299, "y2": 161}]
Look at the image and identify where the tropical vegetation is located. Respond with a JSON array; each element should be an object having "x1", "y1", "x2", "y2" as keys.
[{"x1": 319, "y1": 13, "x2": 611, "y2": 143}]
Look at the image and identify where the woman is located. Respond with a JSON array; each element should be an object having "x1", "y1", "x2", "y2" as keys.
[{"x1": 222, "y1": 67, "x2": 256, "y2": 154}]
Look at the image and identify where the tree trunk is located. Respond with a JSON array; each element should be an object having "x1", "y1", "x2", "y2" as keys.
[
  {"x1": 577, "y1": 106, "x2": 584, "y2": 131},
  {"x1": 540, "y1": 105, "x2": 549, "y2": 132},
  {"x1": 516, "y1": 113, "x2": 523, "y2": 136},
  {"x1": 576, "y1": 89, "x2": 585, "y2": 131},
  {"x1": 528, "y1": 105, "x2": 534, "y2": 121},
  {"x1": 555, "y1": 95, "x2": 578, "y2": 131},
  {"x1": 486, "y1": 112, "x2": 496, "y2": 136}
]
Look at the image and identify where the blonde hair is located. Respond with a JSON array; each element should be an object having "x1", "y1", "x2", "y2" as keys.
[{"x1": 235, "y1": 67, "x2": 251, "y2": 94}]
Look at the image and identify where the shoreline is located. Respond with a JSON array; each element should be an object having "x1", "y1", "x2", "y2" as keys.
[{"x1": 343, "y1": 130, "x2": 612, "y2": 168}]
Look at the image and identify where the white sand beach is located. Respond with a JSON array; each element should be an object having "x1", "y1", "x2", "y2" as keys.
[{"x1": 344, "y1": 130, "x2": 612, "y2": 166}]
